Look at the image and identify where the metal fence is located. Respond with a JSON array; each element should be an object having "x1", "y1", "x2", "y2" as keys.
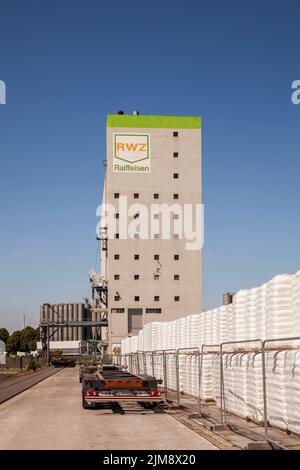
[
  {"x1": 0, "y1": 356, "x2": 46, "y2": 370},
  {"x1": 114, "y1": 335, "x2": 300, "y2": 449}
]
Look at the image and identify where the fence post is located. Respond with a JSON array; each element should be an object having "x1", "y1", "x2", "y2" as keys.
[
  {"x1": 151, "y1": 351, "x2": 155, "y2": 377},
  {"x1": 197, "y1": 351, "x2": 201, "y2": 415},
  {"x1": 220, "y1": 343, "x2": 224, "y2": 425},
  {"x1": 176, "y1": 349, "x2": 180, "y2": 407},
  {"x1": 163, "y1": 351, "x2": 168, "y2": 401}
]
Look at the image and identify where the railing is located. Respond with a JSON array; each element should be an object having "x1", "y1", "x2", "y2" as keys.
[{"x1": 117, "y1": 335, "x2": 300, "y2": 449}]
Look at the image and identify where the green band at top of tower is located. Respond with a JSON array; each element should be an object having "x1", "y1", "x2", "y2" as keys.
[{"x1": 106, "y1": 114, "x2": 201, "y2": 129}]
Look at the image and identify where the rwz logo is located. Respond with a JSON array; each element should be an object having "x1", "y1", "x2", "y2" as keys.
[
  {"x1": 0, "y1": 80, "x2": 6, "y2": 104},
  {"x1": 114, "y1": 133, "x2": 150, "y2": 164},
  {"x1": 116, "y1": 142, "x2": 147, "y2": 152},
  {"x1": 113, "y1": 133, "x2": 151, "y2": 173}
]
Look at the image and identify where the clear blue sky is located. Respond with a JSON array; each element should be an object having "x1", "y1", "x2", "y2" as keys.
[{"x1": 0, "y1": 0, "x2": 299, "y2": 331}]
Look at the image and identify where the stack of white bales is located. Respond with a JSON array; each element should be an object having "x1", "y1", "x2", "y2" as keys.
[
  {"x1": 175, "y1": 317, "x2": 187, "y2": 349},
  {"x1": 200, "y1": 353, "x2": 216, "y2": 400},
  {"x1": 226, "y1": 304, "x2": 234, "y2": 343},
  {"x1": 131, "y1": 335, "x2": 138, "y2": 353},
  {"x1": 212, "y1": 353, "x2": 221, "y2": 405},
  {"x1": 201, "y1": 310, "x2": 213, "y2": 345},
  {"x1": 211, "y1": 308, "x2": 219, "y2": 345},
  {"x1": 265, "y1": 274, "x2": 293, "y2": 340},
  {"x1": 248, "y1": 288, "x2": 258, "y2": 341},
  {"x1": 244, "y1": 351, "x2": 264, "y2": 423},
  {"x1": 156, "y1": 322, "x2": 166, "y2": 351},
  {"x1": 187, "y1": 314, "x2": 201, "y2": 348},
  {"x1": 232, "y1": 290, "x2": 249, "y2": 342},
  {"x1": 231, "y1": 353, "x2": 248, "y2": 418},
  {"x1": 165, "y1": 352, "x2": 177, "y2": 391},
  {"x1": 138, "y1": 330, "x2": 144, "y2": 351},
  {"x1": 256, "y1": 283, "x2": 267, "y2": 340},
  {"x1": 152, "y1": 352, "x2": 164, "y2": 381},
  {"x1": 221, "y1": 354, "x2": 235, "y2": 412},
  {"x1": 142, "y1": 323, "x2": 152, "y2": 351},
  {"x1": 182, "y1": 352, "x2": 198, "y2": 396},
  {"x1": 122, "y1": 337, "x2": 130, "y2": 354},
  {"x1": 285, "y1": 350, "x2": 300, "y2": 434},
  {"x1": 165, "y1": 320, "x2": 175, "y2": 350},
  {"x1": 292, "y1": 271, "x2": 300, "y2": 340},
  {"x1": 121, "y1": 269, "x2": 300, "y2": 435},
  {"x1": 266, "y1": 350, "x2": 288, "y2": 429},
  {"x1": 217, "y1": 306, "x2": 230, "y2": 344}
]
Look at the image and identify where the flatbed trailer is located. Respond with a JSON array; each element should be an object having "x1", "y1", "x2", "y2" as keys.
[{"x1": 82, "y1": 365, "x2": 163, "y2": 408}]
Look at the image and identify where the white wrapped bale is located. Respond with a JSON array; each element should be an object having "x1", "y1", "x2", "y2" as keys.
[
  {"x1": 200, "y1": 353, "x2": 215, "y2": 401},
  {"x1": 245, "y1": 352, "x2": 264, "y2": 423},
  {"x1": 232, "y1": 290, "x2": 249, "y2": 342},
  {"x1": 187, "y1": 314, "x2": 201, "y2": 348},
  {"x1": 256, "y1": 283, "x2": 267, "y2": 340},
  {"x1": 284, "y1": 349, "x2": 300, "y2": 434},
  {"x1": 265, "y1": 274, "x2": 293, "y2": 340},
  {"x1": 292, "y1": 271, "x2": 300, "y2": 342},
  {"x1": 266, "y1": 350, "x2": 288, "y2": 430}
]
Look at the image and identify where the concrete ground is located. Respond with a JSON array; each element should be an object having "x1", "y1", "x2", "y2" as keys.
[{"x1": 0, "y1": 368, "x2": 217, "y2": 450}]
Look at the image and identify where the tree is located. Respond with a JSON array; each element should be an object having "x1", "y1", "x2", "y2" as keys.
[
  {"x1": 0, "y1": 328, "x2": 9, "y2": 344},
  {"x1": 20, "y1": 326, "x2": 37, "y2": 352},
  {"x1": 6, "y1": 330, "x2": 21, "y2": 355}
]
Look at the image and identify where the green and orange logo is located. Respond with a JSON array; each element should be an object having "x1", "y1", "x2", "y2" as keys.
[{"x1": 113, "y1": 133, "x2": 150, "y2": 173}]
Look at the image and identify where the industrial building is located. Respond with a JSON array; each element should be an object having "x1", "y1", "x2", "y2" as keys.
[
  {"x1": 39, "y1": 301, "x2": 91, "y2": 341},
  {"x1": 37, "y1": 300, "x2": 107, "y2": 355},
  {"x1": 99, "y1": 113, "x2": 203, "y2": 353}
]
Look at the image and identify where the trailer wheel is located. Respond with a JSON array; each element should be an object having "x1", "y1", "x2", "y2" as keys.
[{"x1": 82, "y1": 396, "x2": 90, "y2": 409}]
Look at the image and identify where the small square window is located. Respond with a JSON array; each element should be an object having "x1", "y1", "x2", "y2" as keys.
[
  {"x1": 114, "y1": 193, "x2": 119, "y2": 199},
  {"x1": 134, "y1": 233, "x2": 140, "y2": 239},
  {"x1": 154, "y1": 296, "x2": 160, "y2": 302},
  {"x1": 174, "y1": 275, "x2": 180, "y2": 280},
  {"x1": 173, "y1": 131, "x2": 178, "y2": 137},
  {"x1": 134, "y1": 254, "x2": 140, "y2": 260},
  {"x1": 154, "y1": 254, "x2": 160, "y2": 260},
  {"x1": 134, "y1": 296, "x2": 140, "y2": 302},
  {"x1": 153, "y1": 193, "x2": 159, "y2": 199},
  {"x1": 174, "y1": 296, "x2": 180, "y2": 301},
  {"x1": 174, "y1": 254, "x2": 179, "y2": 260},
  {"x1": 114, "y1": 295, "x2": 120, "y2": 301},
  {"x1": 134, "y1": 274, "x2": 139, "y2": 280},
  {"x1": 173, "y1": 173, "x2": 179, "y2": 179},
  {"x1": 114, "y1": 274, "x2": 120, "y2": 280},
  {"x1": 114, "y1": 254, "x2": 120, "y2": 260},
  {"x1": 114, "y1": 233, "x2": 119, "y2": 239},
  {"x1": 173, "y1": 194, "x2": 179, "y2": 200},
  {"x1": 173, "y1": 214, "x2": 179, "y2": 220},
  {"x1": 173, "y1": 152, "x2": 179, "y2": 158},
  {"x1": 154, "y1": 234, "x2": 159, "y2": 239},
  {"x1": 154, "y1": 274, "x2": 159, "y2": 280},
  {"x1": 134, "y1": 193, "x2": 139, "y2": 199},
  {"x1": 173, "y1": 234, "x2": 179, "y2": 239},
  {"x1": 115, "y1": 213, "x2": 119, "y2": 219},
  {"x1": 153, "y1": 213, "x2": 159, "y2": 220}
]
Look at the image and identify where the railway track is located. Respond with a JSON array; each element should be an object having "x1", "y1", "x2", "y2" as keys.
[{"x1": 0, "y1": 367, "x2": 63, "y2": 404}]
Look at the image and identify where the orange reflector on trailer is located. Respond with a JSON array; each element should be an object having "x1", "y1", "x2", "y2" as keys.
[{"x1": 104, "y1": 380, "x2": 144, "y2": 389}]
